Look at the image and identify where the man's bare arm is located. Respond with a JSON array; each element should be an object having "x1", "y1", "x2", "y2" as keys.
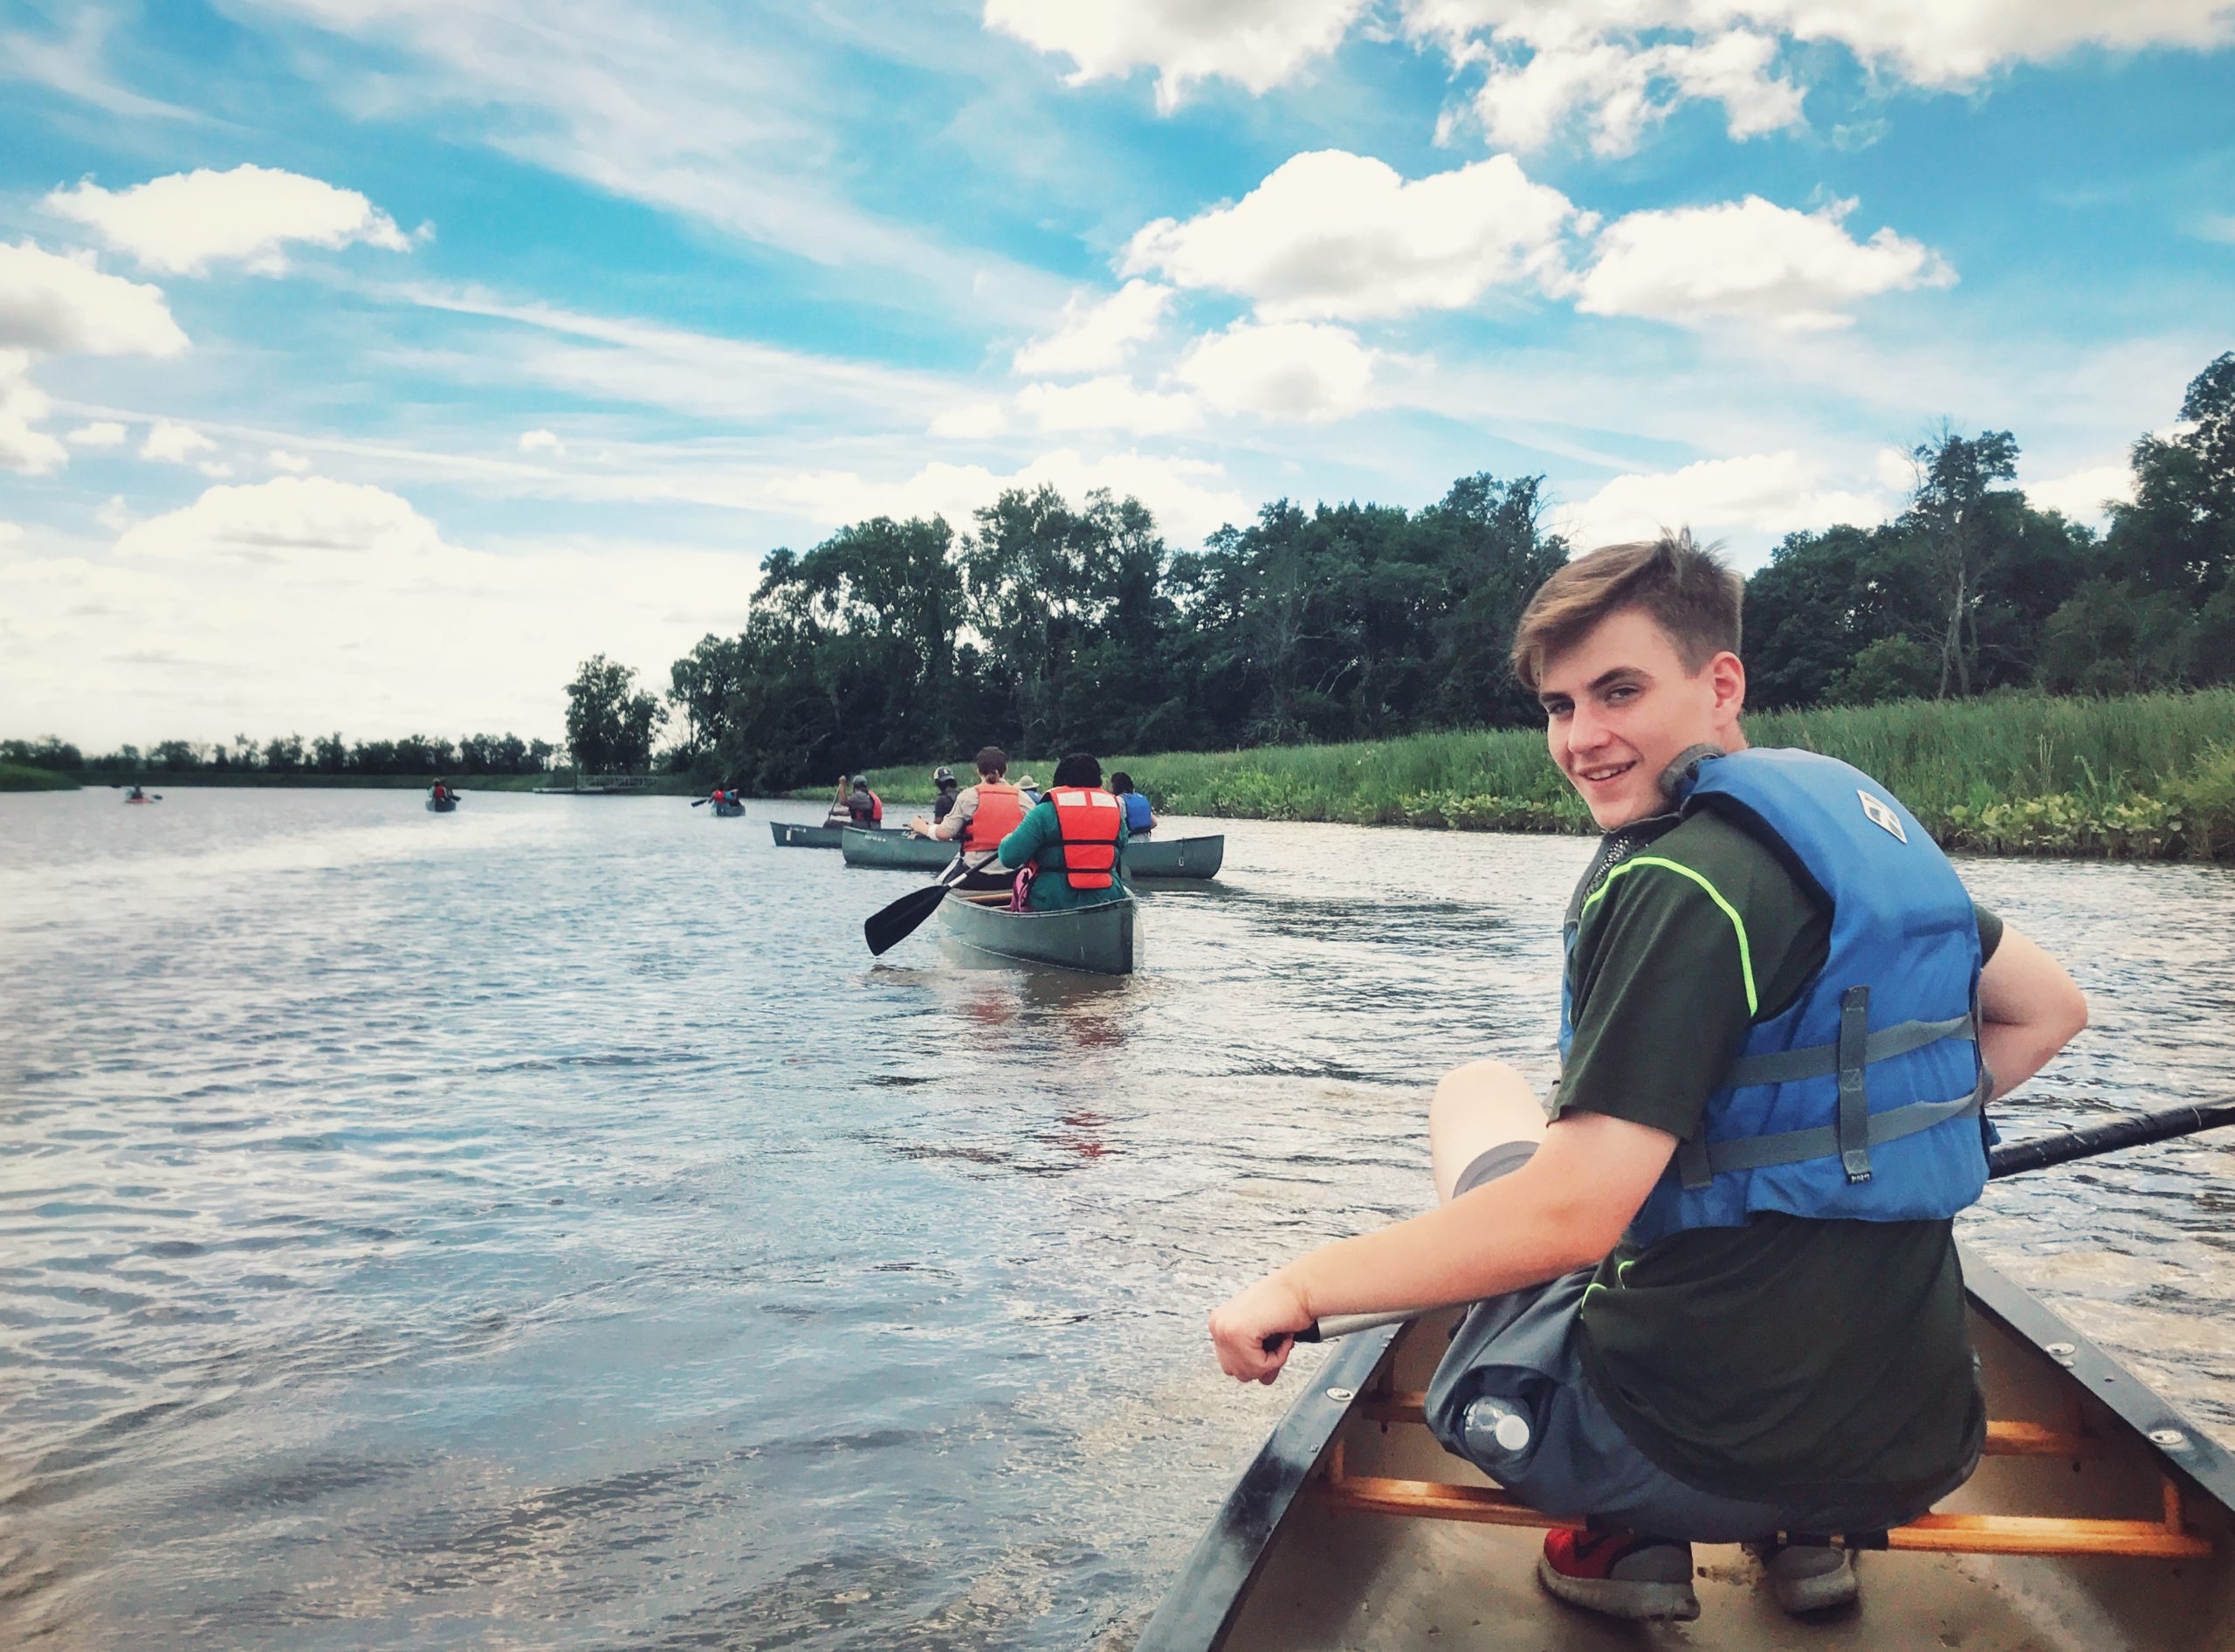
[
  {"x1": 1977, "y1": 923, "x2": 2087, "y2": 1100},
  {"x1": 1207, "y1": 1112, "x2": 1675, "y2": 1384}
]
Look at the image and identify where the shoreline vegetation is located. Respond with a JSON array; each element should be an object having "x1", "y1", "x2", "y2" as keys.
[{"x1": 822, "y1": 690, "x2": 2235, "y2": 862}]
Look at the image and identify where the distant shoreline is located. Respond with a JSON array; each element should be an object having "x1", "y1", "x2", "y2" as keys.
[{"x1": 4, "y1": 769, "x2": 703, "y2": 795}]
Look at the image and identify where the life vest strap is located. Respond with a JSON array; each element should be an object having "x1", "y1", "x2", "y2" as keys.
[
  {"x1": 1677, "y1": 1068, "x2": 1992, "y2": 1189},
  {"x1": 1722, "y1": 1012, "x2": 1977, "y2": 1088}
]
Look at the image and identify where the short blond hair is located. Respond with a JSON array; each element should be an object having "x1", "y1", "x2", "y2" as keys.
[{"x1": 1509, "y1": 529, "x2": 1743, "y2": 692}]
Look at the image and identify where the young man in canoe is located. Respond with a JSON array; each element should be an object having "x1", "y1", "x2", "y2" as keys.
[
  {"x1": 912, "y1": 745, "x2": 1028, "y2": 891},
  {"x1": 1209, "y1": 531, "x2": 2089, "y2": 1623}
]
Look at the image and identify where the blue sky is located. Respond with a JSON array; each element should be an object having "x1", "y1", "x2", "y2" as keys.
[{"x1": 2, "y1": 0, "x2": 2232, "y2": 747}]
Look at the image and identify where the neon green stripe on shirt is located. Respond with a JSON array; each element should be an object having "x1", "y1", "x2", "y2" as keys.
[{"x1": 1580, "y1": 856, "x2": 1758, "y2": 1017}]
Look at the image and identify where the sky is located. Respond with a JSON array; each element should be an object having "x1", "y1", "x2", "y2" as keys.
[{"x1": 2, "y1": 1, "x2": 2232, "y2": 750}]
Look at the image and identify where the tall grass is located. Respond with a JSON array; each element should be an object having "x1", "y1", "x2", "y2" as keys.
[
  {"x1": 0, "y1": 761, "x2": 79, "y2": 792},
  {"x1": 843, "y1": 690, "x2": 2235, "y2": 860}
]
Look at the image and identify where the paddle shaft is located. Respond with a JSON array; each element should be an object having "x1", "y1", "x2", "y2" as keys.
[{"x1": 1268, "y1": 1097, "x2": 2235, "y2": 1350}]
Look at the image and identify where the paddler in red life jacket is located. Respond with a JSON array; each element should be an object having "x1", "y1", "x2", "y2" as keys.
[
  {"x1": 912, "y1": 745, "x2": 1027, "y2": 890},
  {"x1": 1206, "y1": 530, "x2": 2090, "y2": 1628},
  {"x1": 430, "y1": 779, "x2": 451, "y2": 803},
  {"x1": 1110, "y1": 771, "x2": 1154, "y2": 836},
  {"x1": 846, "y1": 775, "x2": 884, "y2": 826},
  {"x1": 989, "y1": 750, "x2": 1129, "y2": 912}
]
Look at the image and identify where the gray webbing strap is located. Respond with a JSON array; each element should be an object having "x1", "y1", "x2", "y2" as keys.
[
  {"x1": 1677, "y1": 1131, "x2": 1714, "y2": 1192},
  {"x1": 1723, "y1": 1014, "x2": 1975, "y2": 1088},
  {"x1": 1692, "y1": 1084, "x2": 1987, "y2": 1177},
  {"x1": 1838, "y1": 986, "x2": 1873, "y2": 1183}
]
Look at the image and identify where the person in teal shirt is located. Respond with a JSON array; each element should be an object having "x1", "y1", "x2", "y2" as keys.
[{"x1": 995, "y1": 751, "x2": 1131, "y2": 912}]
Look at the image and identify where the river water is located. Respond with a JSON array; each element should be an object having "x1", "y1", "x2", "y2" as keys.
[{"x1": 2, "y1": 788, "x2": 2231, "y2": 1649}]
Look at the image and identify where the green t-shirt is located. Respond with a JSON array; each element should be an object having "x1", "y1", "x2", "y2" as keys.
[
  {"x1": 997, "y1": 797, "x2": 1131, "y2": 911},
  {"x1": 1554, "y1": 805, "x2": 2000, "y2": 1503}
]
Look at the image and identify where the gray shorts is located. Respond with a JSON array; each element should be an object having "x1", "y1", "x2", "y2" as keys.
[{"x1": 1424, "y1": 1143, "x2": 1979, "y2": 1543}]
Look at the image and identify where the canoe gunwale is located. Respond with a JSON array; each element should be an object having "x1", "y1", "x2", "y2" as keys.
[{"x1": 1131, "y1": 1325, "x2": 1400, "y2": 1652}]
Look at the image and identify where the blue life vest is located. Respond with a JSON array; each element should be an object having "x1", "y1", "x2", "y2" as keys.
[
  {"x1": 1558, "y1": 747, "x2": 1990, "y2": 1249},
  {"x1": 1120, "y1": 792, "x2": 1153, "y2": 832}
]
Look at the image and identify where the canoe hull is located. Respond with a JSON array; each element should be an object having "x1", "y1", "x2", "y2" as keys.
[
  {"x1": 1138, "y1": 1245, "x2": 2235, "y2": 1652},
  {"x1": 938, "y1": 891, "x2": 1138, "y2": 975},
  {"x1": 842, "y1": 828, "x2": 955, "y2": 871},
  {"x1": 425, "y1": 798, "x2": 457, "y2": 813},
  {"x1": 772, "y1": 821, "x2": 895, "y2": 848},
  {"x1": 712, "y1": 801, "x2": 745, "y2": 816},
  {"x1": 1126, "y1": 834, "x2": 1223, "y2": 879}
]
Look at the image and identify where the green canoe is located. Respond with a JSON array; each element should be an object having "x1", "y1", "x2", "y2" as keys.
[
  {"x1": 774, "y1": 820, "x2": 899, "y2": 848},
  {"x1": 712, "y1": 800, "x2": 744, "y2": 816},
  {"x1": 938, "y1": 890, "x2": 1138, "y2": 975},
  {"x1": 842, "y1": 828, "x2": 959, "y2": 870},
  {"x1": 842, "y1": 827, "x2": 1223, "y2": 879}
]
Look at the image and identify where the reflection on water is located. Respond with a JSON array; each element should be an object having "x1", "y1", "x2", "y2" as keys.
[{"x1": 1, "y1": 788, "x2": 2230, "y2": 1649}]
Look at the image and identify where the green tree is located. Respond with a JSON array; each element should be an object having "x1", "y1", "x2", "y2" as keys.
[
  {"x1": 566, "y1": 655, "x2": 666, "y2": 773},
  {"x1": 1903, "y1": 427, "x2": 2022, "y2": 699}
]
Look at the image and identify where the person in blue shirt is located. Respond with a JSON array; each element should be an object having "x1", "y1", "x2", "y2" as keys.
[
  {"x1": 994, "y1": 752, "x2": 1130, "y2": 912},
  {"x1": 1109, "y1": 771, "x2": 1155, "y2": 836}
]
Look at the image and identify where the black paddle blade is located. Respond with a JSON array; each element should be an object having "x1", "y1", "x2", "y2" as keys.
[{"x1": 864, "y1": 883, "x2": 950, "y2": 956}]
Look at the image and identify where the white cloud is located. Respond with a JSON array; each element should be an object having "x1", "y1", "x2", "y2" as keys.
[
  {"x1": 1404, "y1": 3, "x2": 2235, "y2": 155},
  {"x1": 1124, "y1": 150, "x2": 1580, "y2": 322},
  {"x1": 773, "y1": 448, "x2": 1248, "y2": 543},
  {"x1": 45, "y1": 164, "x2": 411, "y2": 277},
  {"x1": 141, "y1": 420, "x2": 217, "y2": 464},
  {"x1": 0, "y1": 239, "x2": 189, "y2": 356},
  {"x1": 1013, "y1": 280, "x2": 1173, "y2": 376},
  {"x1": 1577, "y1": 196, "x2": 1953, "y2": 331},
  {"x1": 985, "y1": 0, "x2": 1371, "y2": 112},
  {"x1": 0, "y1": 349, "x2": 69, "y2": 476},
  {"x1": 66, "y1": 420, "x2": 128, "y2": 448},
  {"x1": 928, "y1": 401, "x2": 1010, "y2": 440},
  {"x1": 2025, "y1": 461, "x2": 2135, "y2": 524},
  {"x1": 5, "y1": 475, "x2": 761, "y2": 747},
  {"x1": 1016, "y1": 375, "x2": 1201, "y2": 436},
  {"x1": 1558, "y1": 449, "x2": 1891, "y2": 552},
  {"x1": 197, "y1": 461, "x2": 236, "y2": 478},
  {"x1": 95, "y1": 495, "x2": 134, "y2": 532},
  {"x1": 519, "y1": 428, "x2": 565, "y2": 455},
  {"x1": 1456, "y1": 29, "x2": 1804, "y2": 155},
  {"x1": 0, "y1": 520, "x2": 21, "y2": 547},
  {"x1": 1176, "y1": 320, "x2": 1382, "y2": 422},
  {"x1": 267, "y1": 448, "x2": 313, "y2": 473}
]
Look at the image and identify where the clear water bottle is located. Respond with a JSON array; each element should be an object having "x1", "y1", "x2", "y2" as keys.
[{"x1": 1462, "y1": 1397, "x2": 1532, "y2": 1457}]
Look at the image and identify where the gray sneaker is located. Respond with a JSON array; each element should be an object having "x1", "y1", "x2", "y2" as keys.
[{"x1": 1750, "y1": 1540, "x2": 1859, "y2": 1614}]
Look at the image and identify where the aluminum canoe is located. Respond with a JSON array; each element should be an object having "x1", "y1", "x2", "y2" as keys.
[
  {"x1": 772, "y1": 820, "x2": 899, "y2": 848},
  {"x1": 1135, "y1": 1246, "x2": 2234, "y2": 1652},
  {"x1": 937, "y1": 889, "x2": 1138, "y2": 975},
  {"x1": 842, "y1": 828, "x2": 957, "y2": 870},
  {"x1": 841, "y1": 828, "x2": 1223, "y2": 880}
]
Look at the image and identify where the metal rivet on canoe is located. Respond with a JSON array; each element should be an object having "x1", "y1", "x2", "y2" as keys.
[
  {"x1": 2150, "y1": 1428, "x2": 2191, "y2": 1449},
  {"x1": 1326, "y1": 1387, "x2": 1356, "y2": 1403},
  {"x1": 2045, "y1": 1342, "x2": 2076, "y2": 1356}
]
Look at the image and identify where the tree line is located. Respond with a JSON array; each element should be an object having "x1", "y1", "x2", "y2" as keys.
[
  {"x1": 5, "y1": 731, "x2": 556, "y2": 776},
  {"x1": 652, "y1": 350, "x2": 2233, "y2": 792}
]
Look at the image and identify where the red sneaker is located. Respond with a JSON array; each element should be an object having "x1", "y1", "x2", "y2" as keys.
[{"x1": 1537, "y1": 1526, "x2": 1699, "y2": 1621}]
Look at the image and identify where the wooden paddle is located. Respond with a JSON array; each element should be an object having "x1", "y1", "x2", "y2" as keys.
[
  {"x1": 863, "y1": 851, "x2": 986, "y2": 957},
  {"x1": 1268, "y1": 1096, "x2": 2235, "y2": 1350}
]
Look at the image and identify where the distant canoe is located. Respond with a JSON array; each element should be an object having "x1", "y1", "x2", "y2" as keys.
[
  {"x1": 843, "y1": 829, "x2": 957, "y2": 871},
  {"x1": 773, "y1": 820, "x2": 896, "y2": 849},
  {"x1": 1126, "y1": 834, "x2": 1223, "y2": 879},
  {"x1": 939, "y1": 889, "x2": 1138, "y2": 976},
  {"x1": 842, "y1": 827, "x2": 1222, "y2": 879},
  {"x1": 425, "y1": 796, "x2": 457, "y2": 813},
  {"x1": 712, "y1": 800, "x2": 745, "y2": 816}
]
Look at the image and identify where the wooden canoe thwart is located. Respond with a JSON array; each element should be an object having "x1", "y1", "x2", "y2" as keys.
[
  {"x1": 1136, "y1": 1247, "x2": 2235, "y2": 1651},
  {"x1": 937, "y1": 889, "x2": 1138, "y2": 976}
]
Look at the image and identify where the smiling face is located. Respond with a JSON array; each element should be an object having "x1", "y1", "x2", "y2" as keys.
[{"x1": 1536, "y1": 605, "x2": 1748, "y2": 829}]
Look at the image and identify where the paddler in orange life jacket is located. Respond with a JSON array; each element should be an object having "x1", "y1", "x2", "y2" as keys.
[
  {"x1": 912, "y1": 745, "x2": 1027, "y2": 890},
  {"x1": 992, "y1": 750, "x2": 1130, "y2": 912},
  {"x1": 1206, "y1": 530, "x2": 2089, "y2": 1627}
]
